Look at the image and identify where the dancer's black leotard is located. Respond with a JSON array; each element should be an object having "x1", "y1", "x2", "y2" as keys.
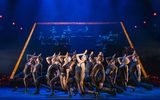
[
  {"x1": 61, "y1": 63, "x2": 70, "y2": 76},
  {"x1": 75, "y1": 63, "x2": 83, "y2": 82},
  {"x1": 23, "y1": 62, "x2": 32, "y2": 76}
]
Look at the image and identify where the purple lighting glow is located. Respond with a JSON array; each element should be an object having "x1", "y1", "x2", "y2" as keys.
[
  {"x1": 153, "y1": 12, "x2": 157, "y2": 16},
  {"x1": 12, "y1": 22, "x2": 16, "y2": 26},
  {"x1": 0, "y1": 15, "x2": 3, "y2": 19}
]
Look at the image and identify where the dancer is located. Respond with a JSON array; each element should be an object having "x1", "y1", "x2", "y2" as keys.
[
  {"x1": 32, "y1": 54, "x2": 43, "y2": 94},
  {"x1": 129, "y1": 50, "x2": 141, "y2": 82},
  {"x1": 46, "y1": 53, "x2": 56, "y2": 87},
  {"x1": 90, "y1": 52, "x2": 105, "y2": 92},
  {"x1": 90, "y1": 52, "x2": 116, "y2": 96},
  {"x1": 105, "y1": 54, "x2": 118, "y2": 90},
  {"x1": 23, "y1": 54, "x2": 35, "y2": 92},
  {"x1": 11, "y1": 53, "x2": 35, "y2": 92},
  {"x1": 66, "y1": 51, "x2": 77, "y2": 96},
  {"x1": 75, "y1": 50, "x2": 87, "y2": 95},
  {"x1": 48, "y1": 54, "x2": 61, "y2": 96},
  {"x1": 83, "y1": 51, "x2": 99, "y2": 97},
  {"x1": 84, "y1": 51, "x2": 95, "y2": 90},
  {"x1": 117, "y1": 53, "x2": 130, "y2": 90},
  {"x1": 60, "y1": 52, "x2": 71, "y2": 91}
]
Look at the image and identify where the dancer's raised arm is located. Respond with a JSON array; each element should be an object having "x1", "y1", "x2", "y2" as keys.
[{"x1": 76, "y1": 50, "x2": 87, "y2": 62}]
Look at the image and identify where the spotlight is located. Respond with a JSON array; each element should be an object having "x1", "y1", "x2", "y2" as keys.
[
  {"x1": 153, "y1": 12, "x2": 157, "y2": 16},
  {"x1": 0, "y1": 15, "x2": 3, "y2": 19},
  {"x1": 12, "y1": 22, "x2": 16, "y2": 26},
  {"x1": 20, "y1": 27, "x2": 23, "y2": 30},
  {"x1": 134, "y1": 25, "x2": 137, "y2": 28}
]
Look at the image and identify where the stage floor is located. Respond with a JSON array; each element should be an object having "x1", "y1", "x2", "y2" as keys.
[{"x1": 0, "y1": 87, "x2": 160, "y2": 100}]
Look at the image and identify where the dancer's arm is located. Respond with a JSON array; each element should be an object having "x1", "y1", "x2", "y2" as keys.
[
  {"x1": 46, "y1": 56, "x2": 52, "y2": 64},
  {"x1": 98, "y1": 52, "x2": 104, "y2": 62},
  {"x1": 23, "y1": 64, "x2": 26, "y2": 74},
  {"x1": 117, "y1": 57, "x2": 122, "y2": 64},
  {"x1": 57, "y1": 52, "x2": 65, "y2": 60},
  {"x1": 136, "y1": 64, "x2": 141, "y2": 82},
  {"x1": 90, "y1": 51, "x2": 94, "y2": 57},
  {"x1": 26, "y1": 54, "x2": 35, "y2": 61},
  {"x1": 69, "y1": 61, "x2": 75, "y2": 69},
  {"x1": 106, "y1": 57, "x2": 111, "y2": 64},
  {"x1": 76, "y1": 50, "x2": 87, "y2": 62}
]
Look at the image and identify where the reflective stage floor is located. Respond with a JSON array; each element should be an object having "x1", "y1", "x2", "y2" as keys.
[{"x1": 0, "y1": 87, "x2": 160, "y2": 100}]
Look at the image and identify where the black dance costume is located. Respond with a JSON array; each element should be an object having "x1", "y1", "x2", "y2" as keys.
[
  {"x1": 84, "y1": 60, "x2": 94, "y2": 90},
  {"x1": 67, "y1": 60, "x2": 77, "y2": 96},
  {"x1": 23, "y1": 62, "x2": 33, "y2": 91},
  {"x1": 49, "y1": 63, "x2": 60, "y2": 95},
  {"x1": 32, "y1": 63, "x2": 43, "y2": 94},
  {"x1": 75, "y1": 63, "x2": 83, "y2": 83}
]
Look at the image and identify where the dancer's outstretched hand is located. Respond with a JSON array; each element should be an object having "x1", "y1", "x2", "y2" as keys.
[
  {"x1": 53, "y1": 53, "x2": 56, "y2": 57},
  {"x1": 58, "y1": 52, "x2": 61, "y2": 56},
  {"x1": 84, "y1": 50, "x2": 87, "y2": 54},
  {"x1": 90, "y1": 51, "x2": 94, "y2": 55}
]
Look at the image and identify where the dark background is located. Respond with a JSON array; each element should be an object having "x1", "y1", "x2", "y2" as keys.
[{"x1": 0, "y1": 0, "x2": 160, "y2": 77}]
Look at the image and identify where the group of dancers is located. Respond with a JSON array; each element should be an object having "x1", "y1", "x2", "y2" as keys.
[{"x1": 22, "y1": 48, "x2": 143, "y2": 97}]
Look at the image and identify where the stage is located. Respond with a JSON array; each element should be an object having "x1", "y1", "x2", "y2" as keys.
[
  {"x1": 0, "y1": 87, "x2": 159, "y2": 100},
  {"x1": 0, "y1": 0, "x2": 160, "y2": 100}
]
